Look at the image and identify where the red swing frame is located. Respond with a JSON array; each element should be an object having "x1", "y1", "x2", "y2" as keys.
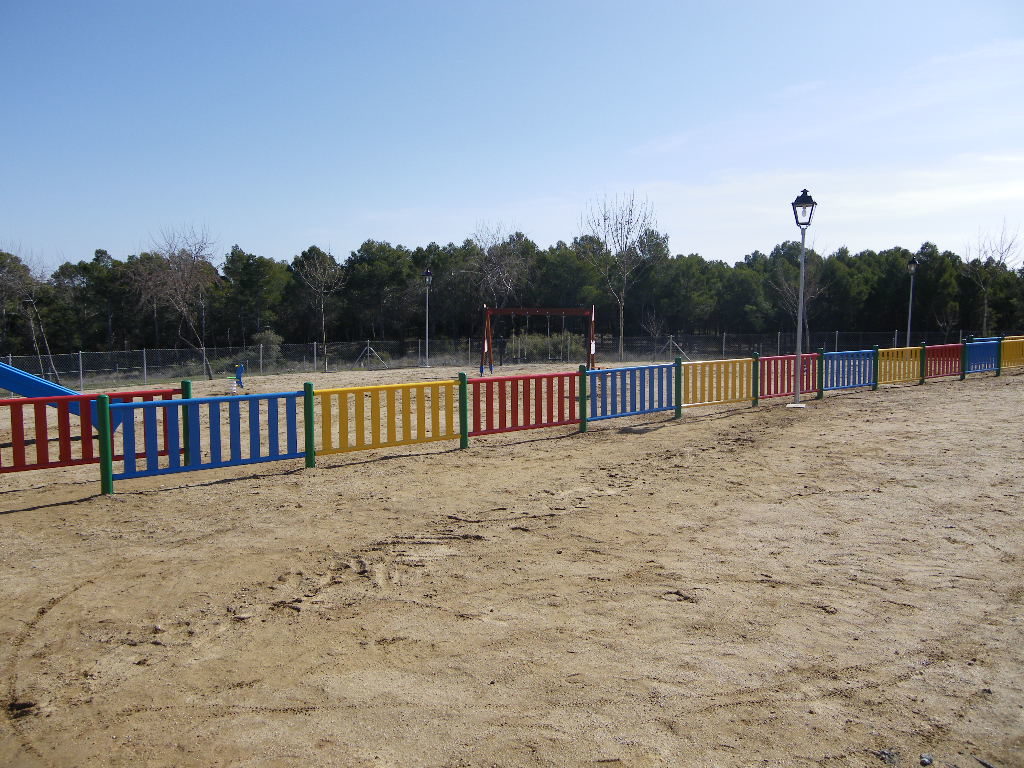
[{"x1": 479, "y1": 305, "x2": 596, "y2": 375}]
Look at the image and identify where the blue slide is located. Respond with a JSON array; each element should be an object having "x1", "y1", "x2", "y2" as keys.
[
  {"x1": 0, "y1": 361, "x2": 140, "y2": 430},
  {"x1": 0, "y1": 360, "x2": 81, "y2": 400},
  {"x1": 0, "y1": 360, "x2": 112, "y2": 426}
]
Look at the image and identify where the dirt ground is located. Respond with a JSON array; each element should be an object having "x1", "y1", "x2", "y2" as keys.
[{"x1": 1, "y1": 363, "x2": 1022, "y2": 768}]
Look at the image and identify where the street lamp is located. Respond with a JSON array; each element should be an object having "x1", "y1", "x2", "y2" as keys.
[
  {"x1": 906, "y1": 256, "x2": 919, "y2": 347},
  {"x1": 422, "y1": 269, "x2": 433, "y2": 366},
  {"x1": 789, "y1": 189, "x2": 817, "y2": 407}
]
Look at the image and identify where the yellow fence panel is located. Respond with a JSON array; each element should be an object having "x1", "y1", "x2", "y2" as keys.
[
  {"x1": 878, "y1": 347, "x2": 921, "y2": 384},
  {"x1": 681, "y1": 358, "x2": 752, "y2": 407},
  {"x1": 1002, "y1": 338, "x2": 1024, "y2": 369},
  {"x1": 315, "y1": 380, "x2": 459, "y2": 455}
]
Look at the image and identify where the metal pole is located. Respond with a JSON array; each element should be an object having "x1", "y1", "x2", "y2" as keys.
[
  {"x1": 78, "y1": 351, "x2": 84, "y2": 392},
  {"x1": 906, "y1": 271, "x2": 915, "y2": 346},
  {"x1": 425, "y1": 281, "x2": 430, "y2": 366},
  {"x1": 793, "y1": 226, "x2": 807, "y2": 405},
  {"x1": 142, "y1": 348, "x2": 148, "y2": 385}
]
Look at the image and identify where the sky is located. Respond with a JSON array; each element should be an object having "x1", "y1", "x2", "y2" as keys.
[{"x1": 3, "y1": 1, "x2": 1023, "y2": 273}]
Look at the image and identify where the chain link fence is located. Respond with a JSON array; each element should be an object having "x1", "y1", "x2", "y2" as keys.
[{"x1": 2, "y1": 329, "x2": 976, "y2": 393}]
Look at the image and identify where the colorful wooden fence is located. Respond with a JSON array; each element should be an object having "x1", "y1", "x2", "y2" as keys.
[
  {"x1": 315, "y1": 380, "x2": 460, "y2": 455},
  {"x1": 4, "y1": 333, "x2": 1011, "y2": 493},
  {"x1": 965, "y1": 340, "x2": 999, "y2": 373},
  {"x1": 680, "y1": 358, "x2": 752, "y2": 408},
  {"x1": 100, "y1": 390, "x2": 309, "y2": 491},
  {"x1": 586, "y1": 364, "x2": 675, "y2": 422},
  {"x1": 469, "y1": 372, "x2": 578, "y2": 435},
  {"x1": 878, "y1": 346, "x2": 922, "y2": 385},
  {"x1": 1, "y1": 388, "x2": 180, "y2": 474},
  {"x1": 757, "y1": 354, "x2": 819, "y2": 400},
  {"x1": 822, "y1": 350, "x2": 875, "y2": 391},
  {"x1": 924, "y1": 344, "x2": 962, "y2": 379},
  {"x1": 1002, "y1": 338, "x2": 1024, "y2": 369}
]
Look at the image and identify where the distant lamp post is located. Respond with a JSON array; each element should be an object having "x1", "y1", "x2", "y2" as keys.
[
  {"x1": 788, "y1": 189, "x2": 817, "y2": 408},
  {"x1": 906, "y1": 256, "x2": 919, "y2": 347},
  {"x1": 422, "y1": 269, "x2": 433, "y2": 366}
]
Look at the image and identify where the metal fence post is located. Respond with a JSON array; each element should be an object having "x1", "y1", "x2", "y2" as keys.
[
  {"x1": 871, "y1": 346, "x2": 879, "y2": 391},
  {"x1": 78, "y1": 351, "x2": 84, "y2": 392},
  {"x1": 996, "y1": 336, "x2": 1003, "y2": 376},
  {"x1": 312, "y1": 342, "x2": 317, "y2": 373},
  {"x1": 259, "y1": 344, "x2": 264, "y2": 374},
  {"x1": 960, "y1": 341, "x2": 968, "y2": 380},
  {"x1": 919, "y1": 342, "x2": 927, "y2": 385},
  {"x1": 142, "y1": 349, "x2": 148, "y2": 385}
]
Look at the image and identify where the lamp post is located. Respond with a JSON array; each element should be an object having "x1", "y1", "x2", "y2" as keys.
[
  {"x1": 422, "y1": 269, "x2": 433, "y2": 366},
  {"x1": 906, "y1": 256, "x2": 918, "y2": 346},
  {"x1": 789, "y1": 189, "x2": 817, "y2": 407}
]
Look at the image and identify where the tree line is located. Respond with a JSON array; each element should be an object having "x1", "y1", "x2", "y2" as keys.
[{"x1": 2, "y1": 213, "x2": 1022, "y2": 362}]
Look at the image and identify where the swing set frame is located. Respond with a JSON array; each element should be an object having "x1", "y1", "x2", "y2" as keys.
[{"x1": 479, "y1": 305, "x2": 596, "y2": 375}]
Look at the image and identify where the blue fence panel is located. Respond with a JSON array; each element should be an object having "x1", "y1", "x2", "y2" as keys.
[
  {"x1": 965, "y1": 341, "x2": 998, "y2": 373},
  {"x1": 823, "y1": 350, "x2": 875, "y2": 391},
  {"x1": 109, "y1": 392, "x2": 305, "y2": 480},
  {"x1": 587, "y1": 364, "x2": 674, "y2": 422}
]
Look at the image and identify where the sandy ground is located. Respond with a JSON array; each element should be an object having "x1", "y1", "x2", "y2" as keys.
[{"x1": 1, "y1": 363, "x2": 1022, "y2": 768}]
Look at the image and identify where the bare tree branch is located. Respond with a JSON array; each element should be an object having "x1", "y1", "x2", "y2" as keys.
[{"x1": 579, "y1": 193, "x2": 663, "y2": 360}]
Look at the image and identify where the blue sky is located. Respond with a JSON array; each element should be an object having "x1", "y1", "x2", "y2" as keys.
[{"x1": 3, "y1": 1, "x2": 1023, "y2": 272}]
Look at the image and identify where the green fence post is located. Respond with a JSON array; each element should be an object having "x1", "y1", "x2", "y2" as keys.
[
  {"x1": 303, "y1": 382, "x2": 316, "y2": 468},
  {"x1": 750, "y1": 353, "x2": 759, "y2": 408},
  {"x1": 675, "y1": 356, "x2": 684, "y2": 417},
  {"x1": 816, "y1": 348, "x2": 825, "y2": 400},
  {"x1": 578, "y1": 365, "x2": 588, "y2": 433},
  {"x1": 871, "y1": 346, "x2": 879, "y2": 391},
  {"x1": 458, "y1": 373, "x2": 469, "y2": 449},
  {"x1": 960, "y1": 340, "x2": 968, "y2": 381},
  {"x1": 919, "y1": 342, "x2": 927, "y2": 385},
  {"x1": 181, "y1": 379, "x2": 193, "y2": 465},
  {"x1": 98, "y1": 395, "x2": 114, "y2": 495},
  {"x1": 996, "y1": 336, "x2": 1003, "y2": 376}
]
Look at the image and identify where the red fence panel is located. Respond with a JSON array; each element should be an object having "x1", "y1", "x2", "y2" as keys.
[
  {"x1": 758, "y1": 354, "x2": 818, "y2": 399},
  {"x1": 469, "y1": 372, "x2": 578, "y2": 436},
  {"x1": 925, "y1": 344, "x2": 961, "y2": 379},
  {"x1": 0, "y1": 388, "x2": 179, "y2": 474}
]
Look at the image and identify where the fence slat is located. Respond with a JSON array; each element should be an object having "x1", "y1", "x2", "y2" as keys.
[
  {"x1": 109, "y1": 392, "x2": 304, "y2": 481},
  {"x1": 467, "y1": 372, "x2": 579, "y2": 436},
  {"x1": 314, "y1": 380, "x2": 461, "y2": 454},
  {"x1": 681, "y1": 359, "x2": 753, "y2": 408},
  {"x1": 586, "y1": 364, "x2": 676, "y2": 421},
  {"x1": 823, "y1": 350, "x2": 874, "y2": 391}
]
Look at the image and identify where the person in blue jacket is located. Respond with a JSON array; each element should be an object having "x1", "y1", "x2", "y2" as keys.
[{"x1": 235, "y1": 363, "x2": 245, "y2": 389}]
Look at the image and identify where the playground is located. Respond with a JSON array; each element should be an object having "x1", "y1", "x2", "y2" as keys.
[{"x1": 1, "y1": 361, "x2": 1022, "y2": 767}]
